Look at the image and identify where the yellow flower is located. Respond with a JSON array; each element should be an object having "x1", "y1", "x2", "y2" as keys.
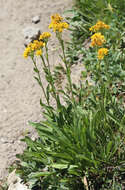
[
  {"x1": 97, "y1": 48, "x2": 108, "y2": 60},
  {"x1": 61, "y1": 22, "x2": 69, "y2": 29},
  {"x1": 30, "y1": 43, "x2": 37, "y2": 51},
  {"x1": 23, "y1": 40, "x2": 45, "y2": 58},
  {"x1": 90, "y1": 33, "x2": 105, "y2": 47},
  {"x1": 33, "y1": 40, "x2": 43, "y2": 49},
  {"x1": 49, "y1": 21, "x2": 69, "y2": 32},
  {"x1": 36, "y1": 49, "x2": 42, "y2": 56},
  {"x1": 51, "y1": 13, "x2": 63, "y2": 23},
  {"x1": 39, "y1": 32, "x2": 51, "y2": 40},
  {"x1": 39, "y1": 41, "x2": 45, "y2": 47},
  {"x1": 23, "y1": 47, "x2": 31, "y2": 58},
  {"x1": 28, "y1": 41, "x2": 38, "y2": 51},
  {"x1": 28, "y1": 40, "x2": 45, "y2": 51},
  {"x1": 89, "y1": 21, "x2": 110, "y2": 32},
  {"x1": 49, "y1": 14, "x2": 69, "y2": 32}
]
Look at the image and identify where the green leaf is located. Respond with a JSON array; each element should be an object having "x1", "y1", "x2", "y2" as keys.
[
  {"x1": 107, "y1": 112, "x2": 124, "y2": 130},
  {"x1": 106, "y1": 141, "x2": 113, "y2": 156},
  {"x1": 28, "y1": 171, "x2": 55, "y2": 178},
  {"x1": 49, "y1": 153, "x2": 73, "y2": 161},
  {"x1": 81, "y1": 71, "x2": 87, "y2": 78},
  {"x1": 46, "y1": 84, "x2": 50, "y2": 102},
  {"x1": 51, "y1": 164, "x2": 68, "y2": 169},
  {"x1": 33, "y1": 67, "x2": 39, "y2": 73}
]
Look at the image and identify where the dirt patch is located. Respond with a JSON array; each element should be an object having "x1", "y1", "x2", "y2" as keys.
[{"x1": 0, "y1": 0, "x2": 72, "y2": 179}]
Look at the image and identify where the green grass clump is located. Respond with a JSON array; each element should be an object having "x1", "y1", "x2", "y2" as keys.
[{"x1": 11, "y1": 11, "x2": 125, "y2": 190}]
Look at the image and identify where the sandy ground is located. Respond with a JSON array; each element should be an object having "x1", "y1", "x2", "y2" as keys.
[{"x1": 0, "y1": 0, "x2": 73, "y2": 180}]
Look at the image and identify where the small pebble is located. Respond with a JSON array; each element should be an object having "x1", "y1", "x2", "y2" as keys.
[
  {"x1": 23, "y1": 27, "x2": 41, "y2": 39},
  {"x1": 0, "y1": 137, "x2": 14, "y2": 144},
  {"x1": 32, "y1": 16, "x2": 40, "y2": 24}
]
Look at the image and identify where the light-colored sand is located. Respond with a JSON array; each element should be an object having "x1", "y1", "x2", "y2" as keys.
[{"x1": 0, "y1": 0, "x2": 72, "y2": 179}]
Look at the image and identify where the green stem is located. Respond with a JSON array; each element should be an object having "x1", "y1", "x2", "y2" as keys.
[
  {"x1": 58, "y1": 34, "x2": 75, "y2": 103},
  {"x1": 45, "y1": 43, "x2": 50, "y2": 70},
  {"x1": 40, "y1": 55, "x2": 57, "y2": 102},
  {"x1": 104, "y1": 59, "x2": 110, "y2": 86},
  {"x1": 97, "y1": 60, "x2": 102, "y2": 85},
  {"x1": 40, "y1": 54, "x2": 48, "y2": 70},
  {"x1": 32, "y1": 57, "x2": 49, "y2": 105}
]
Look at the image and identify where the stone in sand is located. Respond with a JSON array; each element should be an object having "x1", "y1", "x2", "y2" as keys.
[
  {"x1": 23, "y1": 27, "x2": 41, "y2": 46},
  {"x1": 8, "y1": 170, "x2": 30, "y2": 190},
  {"x1": 32, "y1": 16, "x2": 40, "y2": 24}
]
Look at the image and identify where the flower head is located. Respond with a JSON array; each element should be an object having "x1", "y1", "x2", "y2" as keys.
[
  {"x1": 49, "y1": 22, "x2": 69, "y2": 32},
  {"x1": 36, "y1": 49, "x2": 42, "y2": 56},
  {"x1": 23, "y1": 47, "x2": 31, "y2": 58},
  {"x1": 90, "y1": 32, "x2": 105, "y2": 47},
  {"x1": 49, "y1": 13, "x2": 69, "y2": 32},
  {"x1": 23, "y1": 40, "x2": 45, "y2": 58},
  {"x1": 89, "y1": 21, "x2": 110, "y2": 32},
  {"x1": 51, "y1": 13, "x2": 63, "y2": 23},
  {"x1": 39, "y1": 41, "x2": 45, "y2": 48},
  {"x1": 30, "y1": 40, "x2": 45, "y2": 50},
  {"x1": 39, "y1": 32, "x2": 51, "y2": 40},
  {"x1": 97, "y1": 48, "x2": 108, "y2": 60}
]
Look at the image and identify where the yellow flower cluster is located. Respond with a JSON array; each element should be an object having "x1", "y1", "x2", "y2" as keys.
[
  {"x1": 51, "y1": 13, "x2": 63, "y2": 23},
  {"x1": 97, "y1": 48, "x2": 108, "y2": 60},
  {"x1": 23, "y1": 40, "x2": 45, "y2": 58},
  {"x1": 90, "y1": 32, "x2": 105, "y2": 47},
  {"x1": 23, "y1": 47, "x2": 31, "y2": 58},
  {"x1": 89, "y1": 21, "x2": 110, "y2": 32},
  {"x1": 49, "y1": 13, "x2": 69, "y2": 32},
  {"x1": 36, "y1": 49, "x2": 42, "y2": 56},
  {"x1": 39, "y1": 32, "x2": 51, "y2": 40},
  {"x1": 23, "y1": 13, "x2": 69, "y2": 58},
  {"x1": 89, "y1": 21, "x2": 110, "y2": 60},
  {"x1": 29, "y1": 40, "x2": 45, "y2": 51}
]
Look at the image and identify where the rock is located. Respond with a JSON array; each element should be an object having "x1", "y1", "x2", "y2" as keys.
[
  {"x1": 0, "y1": 137, "x2": 14, "y2": 144},
  {"x1": 7, "y1": 170, "x2": 18, "y2": 186},
  {"x1": 23, "y1": 27, "x2": 41, "y2": 46},
  {"x1": 7, "y1": 170, "x2": 30, "y2": 190},
  {"x1": 0, "y1": 137, "x2": 8, "y2": 143},
  {"x1": 24, "y1": 38, "x2": 32, "y2": 47},
  {"x1": 23, "y1": 27, "x2": 41, "y2": 39},
  {"x1": 8, "y1": 181, "x2": 29, "y2": 190},
  {"x1": 32, "y1": 16, "x2": 40, "y2": 24}
]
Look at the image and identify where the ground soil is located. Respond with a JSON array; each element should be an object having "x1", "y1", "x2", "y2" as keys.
[{"x1": 0, "y1": 0, "x2": 72, "y2": 180}]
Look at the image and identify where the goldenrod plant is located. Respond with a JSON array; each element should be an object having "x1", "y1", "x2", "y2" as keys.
[{"x1": 14, "y1": 14, "x2": 125, "y2": 190}]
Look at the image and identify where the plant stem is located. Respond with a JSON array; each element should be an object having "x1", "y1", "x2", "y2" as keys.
[
  {"x1": 57, "y1": 33, "x2": 75, "y2": 103},
  {"x1": 40, "y1": 55, "x2": 57, "y2": 102},
  {"x1": 104, "y1": 59, "x2": 110, "y2": 87},
  {"x1": 45, "y1": 43, "x2": 50, "y2": 70},
  {"x1": 32, "y1": 57, "x2": 49, "y2": 105}
]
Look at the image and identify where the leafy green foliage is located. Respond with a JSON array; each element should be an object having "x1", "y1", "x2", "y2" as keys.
[
  {"x1": 66, "y1": 0, "x2": 125, "y2": 65},
  {"x1": 13, "y1": 5, "x2": 125, "y2": 189},
  {"x1": 15, "y1": 86, "x2": 125, "y2": 189}
]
